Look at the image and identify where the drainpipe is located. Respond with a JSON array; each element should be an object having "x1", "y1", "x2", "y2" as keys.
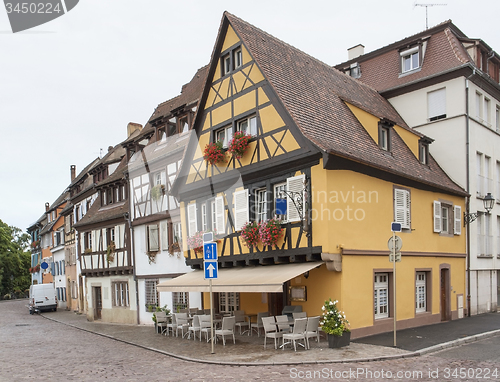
[
  {"x1": 124, "y1": 211, "x2": 139, "y2": 324},
  {"x1": 465, "y1": 68, "x2": 476, "y2": 317}
]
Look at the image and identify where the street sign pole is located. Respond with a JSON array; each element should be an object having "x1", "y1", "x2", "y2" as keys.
[
  {"x1": 392, "y1": 231, "x2": 397, "y2": 348},
  {"x1": 209, "y1": 278, "x2": 214, "y2": 354}
]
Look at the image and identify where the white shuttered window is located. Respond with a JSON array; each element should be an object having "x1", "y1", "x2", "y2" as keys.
[
  {"x1": 394, "y1": 189, "x2": 411, "y2": 229},
  {"x1": 187, "y1": 203, "x2": 198, "y2": 236},
  {"x1": 215, "y1": 196, "x2": 225, "y2": 234},
  {"x1": 287, "y1": 174, "x2": 305, "y2": 222},
  {"x1": 234, "y1": 190, "x2": 249, "y2": 231},
  {"x1": 433, "y1": 201, "x2": 441, "y2": 233}
]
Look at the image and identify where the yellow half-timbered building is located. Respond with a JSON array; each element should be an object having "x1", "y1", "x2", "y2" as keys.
[{"x1": 159, "y1": 13, "x2": 468, "y2": 338}]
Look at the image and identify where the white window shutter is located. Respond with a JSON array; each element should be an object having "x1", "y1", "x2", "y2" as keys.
[
  {"x1": 91, "y1": 231, "x2": 96, "y2": 251},
  {"x1": 187, "y1": 203, "x2": 198, "y2": 236},
  {"x1": 148, "y1": 225, "x2": 159, "y2": 252},
  {"x1": 161, "y1": 171, "x2": 166, "y2": 186},
  {"x1": 215, "y1": 196, "x2": 225, "y2": 234},
  {"x1": 433, "y1": 201, "x2": 442, "y2": 233},
  {"x1": 394, "y1": 189, "x2": 410, "y2": 229},
  {"x1": 95, "y1": 230, "x2": 101, "y2": 251},
  {"x1": 287, "y1": 174, "x2": 305, "y2": 222},
  {"x1": 161, "y1": 221, "x2": 169, "y2": 250},
  {"x1": 428, "y1": 88, "x2": 446, "y2": 119},
  {"x1": 454, "y1": 205, "x2": 462, "y2": 235},
  {"x1": 234, "y1": 190, "x2": 249, "y2": 231}
]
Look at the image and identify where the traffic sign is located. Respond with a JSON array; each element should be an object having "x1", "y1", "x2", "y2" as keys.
[
  {"x1": 389, "y1": 252, "x2": 402, "y2": 263},
  {"x1": 391, "y1": 222, "x2": 402, "y2": 232},
  {"x1": 203, "y1": 242, "x2": 217, "y2": 261},
  {"x1": 204, "y1": 261, "x2": 218, "y2": 279},
  {"x1": 40, "y1": 262, "x2": 48, "y2": 270},
  {"x1": 387, "y1": 236, "x2": 403, "y2": 252}
]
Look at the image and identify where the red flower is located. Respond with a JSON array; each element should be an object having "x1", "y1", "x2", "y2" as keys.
[
  {"x1": 203, "y1": 141, "x2": 226, "y2": 165},
  {"x1": 259, "y1": 218, "x2": 283, "y2": 247},
  {"x1": 228, "y1": 132, "x2": 251, "y2": 159}
]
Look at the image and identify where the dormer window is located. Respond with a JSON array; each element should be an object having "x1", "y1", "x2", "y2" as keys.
[
  {"x1": 349, "y1": 63, "x2": 361, "y2": 78},
  {"x1": 419, "y1": 141, "x2": 429, "y2": 165},
  {"x1": 401, "y1": 46, "x2": 420, "y2": 73},
  {"x1": 378, "y1": 123, "x2": 391, "y2": 151}
]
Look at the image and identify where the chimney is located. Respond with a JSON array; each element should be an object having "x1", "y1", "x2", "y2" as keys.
[
  {"x1": 127, "y1": 122, "x2": 143, "y2": 137},
  {"x1": 70, "y1": 165, "x2": 76, "y2": 181},
  {"x1": 108, "y1": 146, "x2": 113, "y2": 152},
  {"x1": 348, "y1": 44, "x2": 365, "y2": 61},
  {"x1": 45, "y1": 202, "x2": 50, "y2": 212}
]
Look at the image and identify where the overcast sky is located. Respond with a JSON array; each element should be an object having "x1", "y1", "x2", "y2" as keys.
[{"x1": 1, "y1": 0, "x2": 499, "y2": 231}]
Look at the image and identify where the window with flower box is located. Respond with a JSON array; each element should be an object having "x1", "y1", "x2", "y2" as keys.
[
  {"x1": 172, "y1": 292, "x2": 189, "y2": 311},
  {"x1": 215, "y1": 126, "x2": 232, "y2": 149},
  {"x1": 237, "y1": 115, "x2": 257, "y2": 137}
]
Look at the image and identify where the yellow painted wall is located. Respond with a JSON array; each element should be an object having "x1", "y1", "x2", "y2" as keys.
[
  {"x1": 346, "y1": 102, "x2": 420, "y2": 158},
  {"x1": 310, "y1": 160, "x2": 466, "y2": 255},
  {"x1": 342, "y1": 254, "x2": 465, "y2": 329}
]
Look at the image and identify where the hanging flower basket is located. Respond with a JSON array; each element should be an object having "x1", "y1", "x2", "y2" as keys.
[
  {"x1": 203, "y1": 141, "x2": 226, "y2": 165},
  {"x1": 187, "y1": 230, "x2": 219, "y2": 255},
  {"x1": 240, "y1": 221, "x2": 261, "y2": 248},
  {"x1": 228, "y1": 132, "x2": 251, "y2": 160},
  {"x1": 150, "y1": 184, "x2": 165, "y2": 201},
  {"x1": 259, "y1": 218, "x2": 284, "y2": 247},
  {"x1": 106, "y1": 241, "x2": 116, "y2": 263}
]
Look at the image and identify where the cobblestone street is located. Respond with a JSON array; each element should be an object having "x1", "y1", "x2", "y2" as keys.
[{"x1": 1, "y1": 300, "x2": 499, "y2": 381}]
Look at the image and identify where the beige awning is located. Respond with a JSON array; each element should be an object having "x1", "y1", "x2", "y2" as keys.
[{"x1": 156, "y1": 262, "x2": 323, "y2": 293}]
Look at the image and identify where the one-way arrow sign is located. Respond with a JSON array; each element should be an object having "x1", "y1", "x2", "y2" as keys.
[{"x1": 204, "y1": 261, "x2": 218, "y2": 279}]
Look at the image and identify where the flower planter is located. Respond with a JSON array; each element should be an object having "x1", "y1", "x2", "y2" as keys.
[{"x1": 327, "y1": 332, "x2": 351, "y2": 348}]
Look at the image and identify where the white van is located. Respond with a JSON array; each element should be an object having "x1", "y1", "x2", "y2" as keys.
[{"x1": 29, "y1": 283, "x2": 57, "y2": 314}]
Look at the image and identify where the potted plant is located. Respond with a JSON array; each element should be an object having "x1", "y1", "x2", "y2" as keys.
[
  {"x1": 320, "y1": 298, "x2": 350, "y2": 348},
  {"x1": 228, "y1": 131, "x2": 251, "y2": 160},
  {"x1": 259, "y1": 217, "x2": 284, "y2": 248},
  {"x1": 106, "y1": 241, "x2": 116, "y2": 263},
  {"x1": 150, "y1": 184, "x2": 165, "y2": 201},
  {"x1": 187, "y1": 231, "x2": 204, "y2": 255},
  {"x1": 203, "y1": 141, "x2": 226, "y2": 165},
  {"x1": 240, "y1": 221, "x2": 260, "y2": 248}
]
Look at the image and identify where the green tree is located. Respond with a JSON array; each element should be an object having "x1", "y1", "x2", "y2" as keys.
[{"x1": 0, "y1": 219, "x2": 31, "y2": 299}]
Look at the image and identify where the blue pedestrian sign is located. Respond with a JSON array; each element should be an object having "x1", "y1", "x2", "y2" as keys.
[
  {"x1": 391, "y1": 222, "x2": 402, "y2": 232},
  {"x1": 203, "y1": 242, "x2": 217, "y2": 261},
  {"x1": 204, "y1": 261, "x2": 218, "y2": 279}
]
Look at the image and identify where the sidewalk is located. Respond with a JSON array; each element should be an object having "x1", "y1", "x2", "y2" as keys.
[{"x1": 41, "y1": 309, "x2": 500, "y2": 366}]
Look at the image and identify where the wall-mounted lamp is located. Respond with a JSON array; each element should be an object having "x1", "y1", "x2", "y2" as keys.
[{"x1": 464, "y1": 192, "x2": 495, "y2": 225}]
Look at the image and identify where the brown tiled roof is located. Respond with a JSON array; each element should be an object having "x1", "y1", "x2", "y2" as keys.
[
  {"x1": 73, "y1": 194, "x2": 128, "y2": 229},
  {"x1": 334, "y1": 21, "x2": 472, "y2": 93},
  {"x1": 140, "y1": 66, "x2": 209, "y2": 138},
  {"x1": 224, "y1": 13, "x2": 465, "y2": 196}
]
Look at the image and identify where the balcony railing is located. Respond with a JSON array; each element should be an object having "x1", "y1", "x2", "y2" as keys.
[{"x1": 185, "y1": 221, "x2": 322, "y2": 269}]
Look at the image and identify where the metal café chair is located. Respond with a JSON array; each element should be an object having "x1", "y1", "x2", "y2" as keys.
[
  {"x1": 304, "y1": 316, "x2": 320, "y2": 349},
  {"x1": 282, "y1": 317, "x2": 308, "y2": 351},
  {"x1": 214, "y1": 316, "x2": 236, "y2": 346},
  {"x1": 251, "y1": 312, "x2": 269, "y2": 336},
  {"x1": 275, "y1": 315, "x2": 291, "y2": 333},
  {"x1": 262, "y1": 316, "x2": 283, "y2": 349},
  {"x1": 155, "y1": 311, "x2": 169, "y2": 335},
  {"x1": 234, "y1": 310, "x2": 250, "y2": 335},
  {"x1": 188, "y1": 315, "x2": 201, "y2": 340}
]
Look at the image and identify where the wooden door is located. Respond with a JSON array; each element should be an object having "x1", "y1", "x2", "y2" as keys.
[
  {"x1": 268, "y1": 292, "x2": 284, "y2": 316},
  {"x1": 93, "y1": 286, "x2": 102, "y2": 320},
  {"x1": 440, "y1": 269, "x2": 449, "y2": 321}
]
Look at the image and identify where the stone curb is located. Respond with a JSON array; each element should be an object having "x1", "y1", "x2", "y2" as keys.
[{"x1": 41, "y1": 314, "x2": 500, "y2": 367}]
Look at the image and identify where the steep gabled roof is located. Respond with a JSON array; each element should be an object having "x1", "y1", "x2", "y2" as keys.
[
  {"x1": 138, "y1": 66, "x2": 209, "y2": 140},
  {"x1": 200, "y1": 13, "x2": 465, "y2": 196},
  {"x1": 334, "y1": 21, "x2": 472, "y2": 93}
]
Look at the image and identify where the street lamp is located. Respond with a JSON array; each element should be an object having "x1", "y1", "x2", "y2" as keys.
[{"x1": 464, "y1": 192, "x2": 495, "y2": 225}]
